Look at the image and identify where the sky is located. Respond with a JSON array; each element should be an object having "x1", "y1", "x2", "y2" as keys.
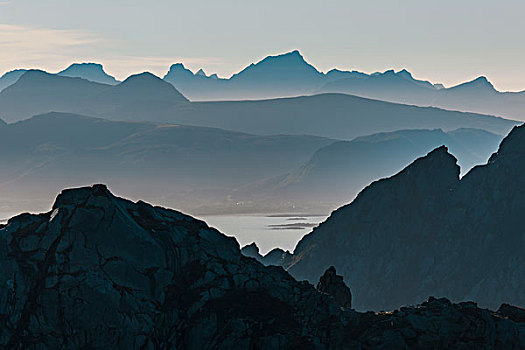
[{"x1": 0, "y1": 0, "x2": 523, "y2": 91}]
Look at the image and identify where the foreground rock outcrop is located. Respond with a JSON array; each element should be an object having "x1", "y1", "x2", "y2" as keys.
[
  {"x1": 0, "y1": 185, "x2": 524, "y2": 348},
  {"x1": 317, "y1": 266, "x2": 352, "y2": 309},
  {"x1": 283, "y1": 123, "x2": 525, "y2": 312}
]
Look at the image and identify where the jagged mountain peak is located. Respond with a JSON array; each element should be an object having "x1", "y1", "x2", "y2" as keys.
[
  {"x1": 397, "y1": 68, "x2": 413, "y2": 79},
  {"x1": 231, "y1": 50, "x2": 322, "y2": 81},
  {"x1": 451, "y1": 75, "x2": 496, "y2": 92},
  {"x1": 487, "y1": 123, "x2": 525, "y2": 163}
]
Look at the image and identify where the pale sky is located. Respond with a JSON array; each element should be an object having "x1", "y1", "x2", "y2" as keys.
[{"x1": 0, "y1": 0, "x2": 524, "y2": 91}]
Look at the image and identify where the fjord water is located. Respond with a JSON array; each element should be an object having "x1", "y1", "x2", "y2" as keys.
[
  {"x1": 0, "y1": 211, "x2": 327, "y2": 255},
  {"x1": 199, "y1": 214, "x2": 327, "y2": 254}
]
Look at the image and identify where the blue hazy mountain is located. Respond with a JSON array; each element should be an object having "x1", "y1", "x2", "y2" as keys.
[
  {"x1": 175, "y1": 94, "x2": 516, "y2": 140},
  {"x1": 0, "y1": 112, "x2": 504, "y2": 217},
  {"x1": 0, "y1": 63, "x2": 117, "y2": 92},
  {"x1": 164, "y1": 50, "x2": 324, "y2": 100},
  {"x1": 0, "y1": 69, "x2": 27, "y2": 91},
  {"x1": 3, "y1": 52, "x2": 525, "y2": 120},
  {"x1": 0, "y1": 70, "x2": 188, "y2": 122},
  {"x1": 281, "y1": 123, "x2": 525, "y2": 312},
  {"x1": 0, "y1": 112, "x2": 335, "y2": 216},
  {"x1": 0, "y1": 71, "x2": 516, "y2": 139},
  {"x1": 162, "y1": 50, "x2": 443, "y2": 102},
  {"x1": 165, "y1": 50, "x2": 525, "y2": 120},
  {"x1": 239, "y1": 128, "x2": 503, "y2": 213},
  {"x1": 319, "y1": 73, "x2": 525, "y2": 121},
  {"x1": 57, "y1": 62, "x2": 119, "y2": 84}
]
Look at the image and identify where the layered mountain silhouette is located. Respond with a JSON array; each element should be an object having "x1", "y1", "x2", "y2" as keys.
[
  {"x1": 0, "y1": 72, "x2": 515, "y2": 139},
  {"x1": 0, "y1": 112, "x2": 508, "y2": 217},
  {"x1": 163, "y1": 50, "x2": 324, "y2": 100},
  {"x1": 0, "y1": 70, "x2": 188, "y2": 123},
  {"x1": 3, "y1": 51, "x2": 525, "y2": 120},
  {"x1": 165, "y1": 50, "x2": 525, "y2": 120},
  {"x1": 0, "y1": 63, "x2": 117, "y2": 92},
  {"x1": 0, "y1": 112, "x2": 335, "y2": 216},
  {"x1": 1, "y1": 184, "x2": 524, "y2": 348},
  {"x1": 244, "y1": 128, "x2": 503, "y2": 210},
  {"x1": 319, "y1": 73, "x2": 525, "y2": 121},
  {"x1": 57, "y1": 62, "x2": 119, "y2": 84},
  {"x1": 281, "y1": 123, "x2": 525, "y2": 312}
]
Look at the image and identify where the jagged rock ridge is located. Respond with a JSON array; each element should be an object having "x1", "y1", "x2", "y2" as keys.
[
  {"x1": 0, "y1": 185, "x2": 524, "y2": 348},
  {"x1": 284, "y1": 123, "x2": 525, "y2": 312}
]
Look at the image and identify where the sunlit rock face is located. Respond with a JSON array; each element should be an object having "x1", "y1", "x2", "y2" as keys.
[{"x1": 284, "y1": 124, "x2": 525, "y2": 312}]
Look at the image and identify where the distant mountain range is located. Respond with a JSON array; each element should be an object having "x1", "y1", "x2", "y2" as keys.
[
  {"x1": 0, "y1": 112, "x2": 335, "y2": 216},
  {"x1": 2, "y1": 51, "x2": 525, "y2": 120},
  {"x1": 280, "y1": 123, "x2": 525, "y2": 312},
  {"x1": 0, "y1": 70, "x2": 187, "y2": 123},
  {"x1": 0, "y1": 112, "x2": 506, "y2": 218},
  {"x1": 0, "y1": 70, "x2": 516, "y2": 139},
  {"x1": 0, "y1": 62, "x2": 119, "y2": 89},
  {"x1": 243, "y1": 128, "x2": 503, "y2": 210}
]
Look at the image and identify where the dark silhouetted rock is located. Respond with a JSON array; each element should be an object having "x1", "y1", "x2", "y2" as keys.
[
  {"x1": 284, "y1": 124, "x2": 525, "y2": 311},
  {"x1": 0, "y1": 185, "x2": 524, "y2": 348},
  {"x1": 0, "y1": 185, "x2": 345, "y2": 348},
  {"x1": 498, "y1": 304, "x2": 525, "y2": 323},
  {"x1": 317, "y1": 266, "x2": 352, "y2": 309},
  {"x1": 241, "y1": 242, "x2": 292, "y2": 266}
]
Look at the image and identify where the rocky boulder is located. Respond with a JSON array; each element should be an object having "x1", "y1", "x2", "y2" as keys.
[{"x1": 317, "y1": 266, "x2": 352, "y2": 309}]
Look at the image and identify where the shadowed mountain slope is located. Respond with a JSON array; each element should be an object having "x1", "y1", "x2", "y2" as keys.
[
  {"x1": 0, "y1": 184, "x2": 524, "y2": 348},
  {"x1": 245, "y1": 128, "x2": 502, "y2": 208},
  {"x1": 283, "y1": 123, "x2": 525, "y2": 312}
]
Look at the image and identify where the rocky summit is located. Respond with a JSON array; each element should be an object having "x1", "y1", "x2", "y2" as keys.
[
  {"x1": 0, "y1": 185, "x2": 524, "y2": 349},
  {"x1": 283, "y1": 123, "x2": 525, "y2": 312}
]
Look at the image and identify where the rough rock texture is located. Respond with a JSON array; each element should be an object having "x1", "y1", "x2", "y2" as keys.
[
  {"x1": 241, "y1": 242, "x2": 292, "y2": 266},
  {"x1": 0, "y1": 185, "x2": 344, "y2": 349},
  {"x1": 284, "y1": 124, "x2": 525, "y2": 312},
  {"x1": 0, "y1": 185, "x2": 524, "y2": 349},
  {"x1": 317, "y1": 267, "x2": 352, "y2": 309},
  {"x1": 344, "y1": 297, "x2": 525, "y2": 349}
]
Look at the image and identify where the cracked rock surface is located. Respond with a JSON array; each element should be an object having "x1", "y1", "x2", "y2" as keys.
[{"x1": 0, "y1": 184, "x2": 524, "y2": 349}]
